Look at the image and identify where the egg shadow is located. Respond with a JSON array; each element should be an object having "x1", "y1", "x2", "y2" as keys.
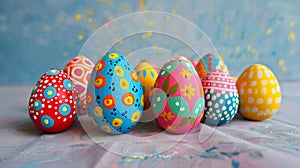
[
  {"x1": 129, "y1": 119, "x2": 165, "y2": 137},
  {"x1": 13, "y1": 119, "x2": 44, "y2": 136}
]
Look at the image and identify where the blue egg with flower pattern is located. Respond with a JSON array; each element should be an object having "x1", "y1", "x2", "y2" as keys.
[{"x1": 86, "y1": 52, "x2": 144, "y2": 134}]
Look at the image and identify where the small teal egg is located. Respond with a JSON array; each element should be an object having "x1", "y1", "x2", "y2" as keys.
[{"x1": 201, "y1": 69, "x2": 239, "y2": 126}]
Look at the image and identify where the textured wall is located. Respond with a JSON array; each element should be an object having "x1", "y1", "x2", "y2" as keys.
[{"x1": 0, "y1": 0, "x2": 299, "y2": 85}]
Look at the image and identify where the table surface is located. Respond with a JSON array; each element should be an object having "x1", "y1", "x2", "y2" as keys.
[{"x1": 0, "y1": 81, "x2": 300, "y2": 168}]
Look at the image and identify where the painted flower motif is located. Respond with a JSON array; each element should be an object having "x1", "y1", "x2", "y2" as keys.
[
  {"x1": 166, "y1": 125, "x2": 176, "y2": 132},
  {"x1": 94, "y1": 75, "x2": 106, "y2": 88},
  {"x1": 131, "y1": 111, "x2": 141, "y2": 123},
  {"x1": 122, "y1": 92, "x2": 135, "y2": 106},
  {"x1": 180, "y1": 68, "x2": 193, "y2": 80},
  {"x1": 130, "y1": 70, "x2": 139, "y2": 82},
  {"x1": 115, "y1": 66, "x2": 124, "y2": 77},
  {"x1": 160, "y1": 111, "x2": 175, "y2": 121},
  {"x1": 95, "y1": 60, "x2": 105, "y2": 72},
  {"x1": 103, "y1": 94, "x2": 116, "y2": 109},
  {"x1": 181, "y1": 84, "x2": 196, "y2": 101},
  {"x1": 102, "y1": 125, "x2": 111, "y2": 133},
  {"x1": 112, "y1": 118, "x2": 123, "y2": 127},
  {"x1": 120, "y1": 78, "x2": 129, "y2": 89},
  {"x1": 108, "y1": 52, "x2": 119, "y2": 59}
]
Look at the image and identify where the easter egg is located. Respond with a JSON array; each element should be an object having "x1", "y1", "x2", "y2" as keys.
[
  {"x1": 64, "y1": 56, "x2": 94, "y2": 114},
  {"x1": 28, "y1": 68, "x2": 78, "y2": 133},
  {"x1": 151, "y1": 56, "x2": 205, "y2": 134},
  {"x1": 236, "y1": 64, "x2": 281, "y2": 121},
  {"x1": 86, "y1": 52, "x2": 144, "y2": 134},
  {"x1": 195, "y1": 53, "x2": 229, "y2": 79},
  {"x1": 201, "y1": 70, "x2": 239, "y2": 126},
  {"x1": 135, "y1": 60, "x2": 158, "y2": 110}
]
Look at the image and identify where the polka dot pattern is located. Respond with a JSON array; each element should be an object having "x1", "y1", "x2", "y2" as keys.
[
  {"x1": 201, "y1": 70, "x2": 239, "y2": 126},
  {"x1": 87, "y1": 52, "x2": 144, "y2": 134},
  {"x1": 41, "y1": 115, "x2": 54, "y2": 128},
  {"x1": 63, "y1": 79, "x2": 73, "y2": 91},
  {"x1": 44, "y1": 86, "x2": 57, "y2": 99},
  {"x1": 202, "y1": 89, "x2": 239, "y2": 126},
  {"x1": 237, "y1": 64, "x2": 281, "y2": 120},
  {"x1": 28, "y1": 68, "x2": 78, "y2": 133},
  {"x1": 59, "y1": 104, "x2": 71, "y2": 116},
  {"x1": 64, "y1": 56, "x2": 94, "y2": 114}
]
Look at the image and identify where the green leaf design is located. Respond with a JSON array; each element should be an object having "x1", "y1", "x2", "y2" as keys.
[
  {"x1": 162, "y1": 75, "x2": 170, "y2": 92},
  {"x1": 160, "y1": 62, "x2": 180, "y2": 76},
  {"x1": 190, "y1": 118, "x2": 196, "y2": 126},
  {"x1": 168, "y1": 97, "x2": 192, "y2": 117},
  {"x1": 182, "y1": 61, "x2": 197, "y2": 75},
  {"x1": 169, "y1": 83, "x2": 179, "y2": 95},
  {"x1": 192, "y1": 98, "x2": 205, "y2": 116},
  {"x1": 178, "y1": 117, "x2": 188, "y2": 127},
  {"x1": 152, "y1": 92, "x2": 167, "y2": 114}
]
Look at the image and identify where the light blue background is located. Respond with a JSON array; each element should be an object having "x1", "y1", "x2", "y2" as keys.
[{"x1": 0, "y1": 0, "x2": 299, "y2": 85}]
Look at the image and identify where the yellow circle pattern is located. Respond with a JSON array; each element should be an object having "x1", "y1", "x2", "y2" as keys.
[
  {"x1": 108, "y1": 53, "x2": 119, "y2": 59},
  {"x1": 93, "y1": 106, "x2": 103, "y2": 117},
  {"x1": 131, "y1": 111, "x2": 141, "y2": 123},
  {"x1": 112, "y1": 118, "x2": 123, "y2": 127},
  {"x1": 120, "y1": 78, "x2": 129, "y2": 89},
  {"x1": 102, "y1": 125, "x2": 111, "y2": 133}
]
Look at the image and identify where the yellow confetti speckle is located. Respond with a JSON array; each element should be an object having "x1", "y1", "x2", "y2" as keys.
[
  {"x1": 165, "y1": 16, "x2": 170, "y2": 21},
  {"x1": 172, "y1": 9, "x2": 177, "y2": 14},
  {"x1": 78, "y1": 34, "x2": 83, "y2": 40},
  {"x1": 86, "y1": 9, "x2": 95, "y2": 16},
  {"x1": 290, "y1": 21, "x2": 295, "y2": 27},
  {"x1": 87, "y1": 18, "x2": 93, "y2": 23},
  {"x1": 126, "y1": 159, "x2": 132, "y2": 163},
  {"x1": 229, "y1": 32, "x2": 234, "y2": 38},
  {"x1": 235, "y1": 46, "x2": 241, "y2": 52},
  {"x1": 247, "y1": 44, "x2": 251, "y2": 51},
  {"x1": 59, "y1": 18, "x2": 65, "y2": 22},
  {"x1": 278, "y1": 59, "x2": 284, "y2": 66},
  {"x1": 138, "y1": 0, "x2": 144, "y2": 9},
  {"x1": 63, "y1": 52, "x2": 68, "y2": 57},
  {"x1": 43, "y1": 25, "x2": 51, "y2": 31},
  {"x1": 282, "y1": 67, "x2": 287, "y2": 72},
  {"x1": 147, "y1": 31, "x2": 152, "y2": 36},
  {"x1": 118, "y1": 39, "x2": 123, "y2": 44},
  {"x1": 225, "y1": 26, "x2": 229, "y2": 32},
  {"x1": 75, "y1": 13, "x2": 82, "y2": 20},
  {"x1": 148, "y1": 21, "x2": 153, "y2": 26},
  {"x1": 288, "y1": 32, "x2": 296, "y2": 42},
  {"x1": 265, "y1": 28, "x2": 273, "y2": 35}
]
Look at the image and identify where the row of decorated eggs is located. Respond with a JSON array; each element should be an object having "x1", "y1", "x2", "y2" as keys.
[{"x1": 28, "y1": 51, "x2": 281, "y2": 134}]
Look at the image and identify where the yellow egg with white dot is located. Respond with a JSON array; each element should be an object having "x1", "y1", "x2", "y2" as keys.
[{"x1": 236, "y1": 64, "x2": 281, "y2": 121}]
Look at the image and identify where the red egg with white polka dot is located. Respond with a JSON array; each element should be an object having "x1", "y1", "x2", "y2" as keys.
[
  {"x1": 28, "y1": 68, "x2": 78, "y2": 133},
  {"x1": 64, "y1": 56, "x2": 94, "y2": 114}
]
